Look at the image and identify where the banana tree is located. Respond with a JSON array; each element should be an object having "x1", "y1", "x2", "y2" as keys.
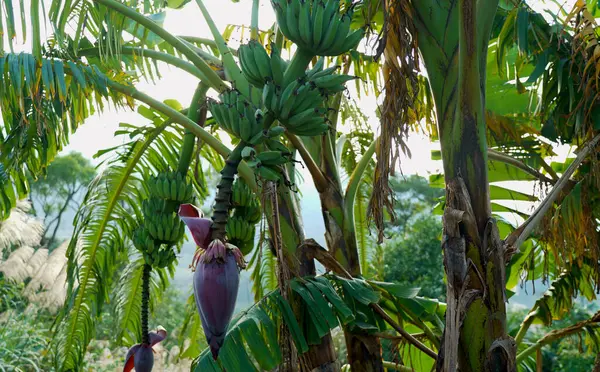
[{"x1": 370, "y1": 0, "x2": 600, "y2": 369}]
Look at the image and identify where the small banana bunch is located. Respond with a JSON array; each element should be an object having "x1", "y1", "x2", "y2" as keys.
[
  {"x1": 241, "y1": 144, "x2": 292, "y2": 183},
  {"x1": 147, "y1": 172, "x2": 194, "y2": 204},
  {"x1": 208, "y1": 90, "x2": 265, "y2": 144},
  {"x1": 225, "y1": 179, "x2": 262, "y2": 255},
  {"x1": 271, "y1": 0, "x2": 365, "y2": 56},
  {"x1": 239, "y1": 41, "x2": 287, "y2": 88},
  {"x1": 133, "y1": 171, "x2": 195, "y2": 268},
  {"x1": 262, "y1": 59, "x2": 356, "y2": 136}
]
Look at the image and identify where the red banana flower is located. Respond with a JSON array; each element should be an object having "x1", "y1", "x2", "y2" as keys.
[
  {"x1": 193, "y1": 239, "x2": 245, "y2": 360},
  {"x1": 179, "y1": 203, "x2": 246, "y2": 359},
  {"x1": 123, "y1": 327, "x2": 167, "y2": 372}
]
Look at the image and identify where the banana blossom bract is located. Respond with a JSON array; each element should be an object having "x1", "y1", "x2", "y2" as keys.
[{"x1": 123, "y1": 327, "x2": 167, "y2": 372}]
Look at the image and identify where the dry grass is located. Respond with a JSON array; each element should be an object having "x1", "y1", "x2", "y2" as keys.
[{"x1": 0, "y1": 200, "x2": 44, "y2": 254}]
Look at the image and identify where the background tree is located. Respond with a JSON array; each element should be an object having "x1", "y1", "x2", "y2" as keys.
[
  {"x1": 376, "y1": 175, "x2": 445, "y2": 300},
  {"x1": 29, "y1": 152, "x2": 95, "y2": 249},
  {"x1": 384, "y1": 215, "x2": 444, "y2": 301}
]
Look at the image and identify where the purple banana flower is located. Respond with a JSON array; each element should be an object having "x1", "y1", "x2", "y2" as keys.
[
  {"x1": 178, "y1": 204, "x2": 212, "y2": 250},
  {"x1": 123, "y1": 327, "x2": 167, "y2": 372},
  {"x1": 193, "y1": 239, "x2": 245, "y2": 360}
]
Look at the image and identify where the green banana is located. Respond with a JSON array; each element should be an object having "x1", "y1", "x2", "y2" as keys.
[
  {"x1": 324, "y1": 13, "x2": 351, "y2": 56},
  {"x1": 177, "y1": 182, "x2": 185, "y2": 202},
  {"x1": 289, "y1": 89, "x2": 322, "y2": 116},
  {"x1": 285, "y1": 0, "x2": 301, "y2": 44},
  {"x1": 279, "y1": 80, "x2": 303, "y2": 119},
  {"x1": 265, "y1": 138, "x2": 292, "y2": 154},
  {"x1": 257, "y1": 151, "x2": 287, "y2": 166},
  {"x1": 271, "y1": 85, "x2": 280, "y2": 114},
  {"x1": 250, "y1": 40, "x2": 272, "y2": 82},
  {"x1": 309, "y1": 65, "x2": 340, "y2": 80},
  {"x1": 271, "y1": 0, "x2": 292, "y2": 42},
  {"x1": 162, "y1": 179, "x2": 170, "y2": 199},
  {"x1": 286, "y1": 107, "x2": 318, "y2": 127},
  {"x1": 267, "y1": 126, "x2": 286, "y2": 137},
  {"x1": 262, "y1": 81, "x2": 275, "y2": 110},
  {"x1": 307, "y1": 57, "x2": 325, "y2": 80},
  {"x1": 328, "y1": 28, "x2": 365, "y2": 56},
  {"x1": 313, "y1": 74, "x2": 356, "y2": 89},
  {"x1": 312, "y1": 1, "x2": 325, "y2": 47},
  {"x1": 318, "y1": 5, "x2": 340, "y2": 51},
  {"x1": 289, "y1": 121, "x2": 329, "y2": 136},
  {"x1": 239, "y1": 44, "x2": 263, "y2": 87},
  {"x1": 298, "y1": 0, "x2": 312, "y2": 47},
  {"x1": 170, "y1": 181, "x2": 178, "y2": 200},
  {"x1": 257, "y1": 166, "x2": 282, "y2": 182},
  {"x1": 270, "y1": 44, "x2": 285, "y2": 85},
  {"x1": 239, "y1": 114, "x2": 251, "y2": 142}
]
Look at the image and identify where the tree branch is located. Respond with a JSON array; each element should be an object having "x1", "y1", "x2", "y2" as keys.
[
  {"x1": 382, "y1": 361, "x2": 415, "y2": 372},
  {"x1": 487, "y1": 149, "x2": 555, "y2": 184},
  {"x1": 504, "y1": 133, "x2": 600, "y2": 257},
  {"x1": 250, "y1": 0, "x2": 259, "y2": 41},
  {"x1": 514, "y1": 313, "x2": 535, "y2": 347},
  {"x1": 286, "y1": 133, "x2": 329, "y2": 193},
  {"x1": 95, "y1": 77, "x2": 258, "y2": 191},
  {"x1": 344, "y1": 139, "x2": 377, "y2": 230},
  {"x1": 516, "y1": 311, "x2": 600, "y2": 363},
  {"x1": 93, "y1": 0, "x2": 227, "y2": 92},
  {"x1": 300, "y1": 239, "x2": 438, "y2": 360}
]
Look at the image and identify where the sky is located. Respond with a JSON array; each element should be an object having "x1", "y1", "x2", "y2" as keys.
[{"x1": 4, "y1": 0, "x2": 586, "y2": 308}]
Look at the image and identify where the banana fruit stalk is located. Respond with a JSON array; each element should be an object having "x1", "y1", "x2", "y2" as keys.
[{"x1": 271, "y1": 0, "x2": 365, "y2": 56}]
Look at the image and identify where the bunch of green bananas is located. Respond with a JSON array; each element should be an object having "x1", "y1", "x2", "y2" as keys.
[
  {"x1": 133, "y1": 226, "x2": 177, "y2": 268},
  {"x1": 208, "y1": 90, "x2": 265, "y2": 143},
  {"x1": 262, "y1": 59, "x2": 355, "y2": 136},
  {"x1": 226, "y1": 179, "x2": 262, "y2": 255},
  {"x1": 226, "y1": 216, "x2": 255, "y2": 249},
  {"x1": 147, "y1": 172, "x2": 194, "y2": 205},
  {"x1": 132, "y1": 171, "x2": 196, "y2": 268},
  {"x1": 271, "y1": 0, "x2": 365, "y2": 56},
  {"x1": 239, "y1": 41, "x2": 287, "y2": 88},
  {"x1": 143, "y1": 199, "x2": 186, "y2": 243}
]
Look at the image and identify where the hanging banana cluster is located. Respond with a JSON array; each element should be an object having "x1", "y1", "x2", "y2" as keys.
[
  {"x1": 133, "y1": 172, "x2": 195, "y2": 268},
  {"x1": 271, "y1": 0, "x2": 365, "y2": 56},
  {"x1": 262, "y1": 58, "x2": 356, "y2": 136},
  {"x1": 240, "y1": 139, "x2": 294, "y2": 183},
  {"x1": 225, "y1": 179, "x2": 262, "y2": 255},
  {"x1": 238, "y1": 40, "x2": 287, "y2": 87},
  {"x1": 208, "y1": 90, "x2": 265, "y2": 144}
]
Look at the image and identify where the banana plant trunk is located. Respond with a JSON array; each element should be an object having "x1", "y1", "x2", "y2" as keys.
[
  {"x1": 319, "y1": 186, "x2": 383, "y2": 372},
  {"x1": 265, "y1": 176, "x2": 338, "y2": 372},
  {"x1": 308, "y1": 131, "x2": 383, "y2": 371},
  {"x1": 412, "y1": 0, "x2": 516, "y2": 370}
]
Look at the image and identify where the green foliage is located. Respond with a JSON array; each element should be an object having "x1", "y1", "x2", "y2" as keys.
[
  {"x1": 0, "y1": 53, "x2": 130, "y2": 220},
  {"x1": 192, "y1": 274, "x2": 437, "y2": 371},
  {"x1": 510, "y1": 303, "x2": 600, "y2": 371},
  {"x1": 0, "y1": 276, "x2": 28, "y2": 313},
  {"x1": 0, "y1": 307, "x2": 53, "y2": 371},
  {"x1": 383, "y1": 216, "x2": 444, "y2": 301}
]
